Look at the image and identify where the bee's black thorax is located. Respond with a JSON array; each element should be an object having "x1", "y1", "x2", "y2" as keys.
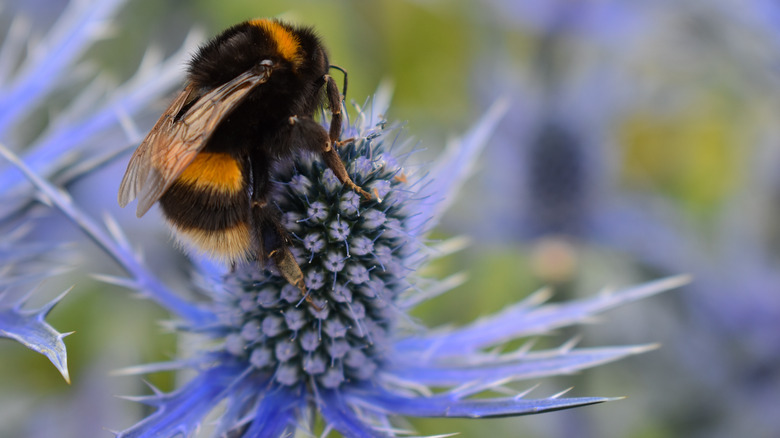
[{"x1": 187, "y1": 19, "x2": 330, "y2": 159}]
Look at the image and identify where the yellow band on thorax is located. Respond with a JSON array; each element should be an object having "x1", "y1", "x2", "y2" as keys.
[{"x1": 249, "y1": 19, "x2": 303, "y2": 68}]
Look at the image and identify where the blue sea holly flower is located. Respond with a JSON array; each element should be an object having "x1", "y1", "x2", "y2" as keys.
[
  {"x1": 7, "y1": 82, "x2": 687, "y2": 435},
  {"x1": 102, "y1": 92, "x2": 687, "y2": 436}
]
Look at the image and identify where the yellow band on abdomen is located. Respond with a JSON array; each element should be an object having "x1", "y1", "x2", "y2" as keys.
[{"x1": 177, "y1": 152, "x2": 244, "y2": 194}]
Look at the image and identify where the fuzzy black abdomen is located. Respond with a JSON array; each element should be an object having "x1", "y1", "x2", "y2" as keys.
[{"x1": 159, "y1": 152, "x2": 252, "y2": 261}]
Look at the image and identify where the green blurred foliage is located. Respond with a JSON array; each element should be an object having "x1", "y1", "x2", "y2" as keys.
[{"x1": 618, "y1": 93, "x2": 745, "y2": 218}]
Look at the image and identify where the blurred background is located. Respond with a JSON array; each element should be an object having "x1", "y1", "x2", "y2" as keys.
[{"x1": 2, "y1": 0, "x2": 780, "y2": 437}]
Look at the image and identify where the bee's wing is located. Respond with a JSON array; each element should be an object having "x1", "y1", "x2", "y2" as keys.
[
  {"x1": 117, "y1": 85, "x2": 193, "y2": 213},
  {"x1": 118, "y1": 66, "x2": 272, "y2": 217}
]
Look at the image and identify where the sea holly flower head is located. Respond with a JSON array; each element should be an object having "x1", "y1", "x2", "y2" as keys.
[
  {"x1": 51, "y1": 89, "x2": 684, "y2": 437},
  {"x1": 210, "y1": 126, "x2": 413, "y2": 390}
]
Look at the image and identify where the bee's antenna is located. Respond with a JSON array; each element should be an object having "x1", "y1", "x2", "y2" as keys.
[{"x1": 329, "y1": 65, "x2": 348, "y2": 99}]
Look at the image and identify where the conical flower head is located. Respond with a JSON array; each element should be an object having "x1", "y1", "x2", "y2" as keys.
[{"x1": 215, "y1": 126, "x2": 414, "y2": 388}]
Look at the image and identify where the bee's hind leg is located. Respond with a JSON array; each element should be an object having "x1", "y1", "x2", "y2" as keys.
[
  {"x1": 249, "y1": 149, "x2": 320, "y2": 310},
  {"x1": 251, "y1": 200, "x2": 320, "y2": 310}
]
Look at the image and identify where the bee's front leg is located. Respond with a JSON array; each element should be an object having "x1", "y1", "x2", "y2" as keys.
[{"x1": 288, "y1": 115, "x2": 371, "y2": 200}]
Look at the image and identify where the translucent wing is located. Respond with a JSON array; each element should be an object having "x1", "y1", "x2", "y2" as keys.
[{"x1": 118, "y1": 65, "x2": 272, "y2": 217}]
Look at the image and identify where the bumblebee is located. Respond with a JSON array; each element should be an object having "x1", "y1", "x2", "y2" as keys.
[{"x1": 118, "y1": 19, "x2": 370, "y2": 302}]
